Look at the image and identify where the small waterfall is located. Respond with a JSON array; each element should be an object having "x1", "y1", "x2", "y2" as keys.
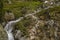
[
  {"x1": 4, "y1": 17, "x2": 23, "y2": 40},
  {"x1": 4, "y1": 8, "x2": 41, "y2": 40},
  {"x1": 4, "y1": 6, "x2": 41, "y2": 40},
  {"x1": 4, "y1": 3, "x2": 60, "y2": 40}
]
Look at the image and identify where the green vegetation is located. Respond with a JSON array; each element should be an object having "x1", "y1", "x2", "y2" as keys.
[
  {"x1": 4, "y1": 1, "x2": 42, "y2": 18},
  {"x1": 0, "y1": 0, "x2": 60, "y2": 40},
  {"x1": 0, "y1": 0, "x2": 4, "y2": 22},
  {"x1": 0, "y1": 24, "x2": 7, "y2": 40}
]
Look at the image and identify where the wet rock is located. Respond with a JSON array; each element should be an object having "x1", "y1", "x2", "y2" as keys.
[
  {"x1": 15, "y1": 30, "x2": 22, "y2": 39},
  {"x1": 15, "y1": 30, "x2": 27, "y2": 40}
]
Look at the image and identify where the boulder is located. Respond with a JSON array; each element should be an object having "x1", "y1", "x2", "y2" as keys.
[{"x1": 4, "y1": 12, "x2": 15, "y2": 21}]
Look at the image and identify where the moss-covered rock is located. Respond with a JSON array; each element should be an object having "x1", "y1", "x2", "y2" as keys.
[
  {"x1": 0, "y1": 24, "x2": 7, "y2": 40},
  {"x1": 4, "y1": 11, "x2": 15, "y2": 21}
]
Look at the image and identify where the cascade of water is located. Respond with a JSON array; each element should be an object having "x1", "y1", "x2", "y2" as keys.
[
  {"x1": 4, "y1": 2, "x2": 60, "y2": 40},
  {"x1": 4, "y1": 17, "x2": 23, "y2": 40}
]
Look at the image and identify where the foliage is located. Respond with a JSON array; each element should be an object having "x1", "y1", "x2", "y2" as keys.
[
  {"x1": 1, "y1": 0, "x2": 60, "y2": 40},
  {"x1": 0, "y1": 24, "x2": 8, "y2": 40},
  {"x1": 4, "y1": 1, "x2": 42, "y2": 18},
  {"x1": 0, "y1": 0, "x2": 4, "y2": 23}
]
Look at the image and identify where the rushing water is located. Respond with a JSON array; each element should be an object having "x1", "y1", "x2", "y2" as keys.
[
  {"x1": 4, "y1": 17, "x2": 23, "y2": 40},
  {"x1": 4, "y1": 2, "x2": 60, "y2": 40},
  {"x1": 4, "y1": 7, "x2": 41, "y2": 40}
]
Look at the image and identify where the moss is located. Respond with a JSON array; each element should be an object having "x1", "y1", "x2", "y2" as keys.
[
  {"x1": 4, "y1": 1, "x2": 41, "y2": 10},
  {"x1": 1, "y1": 0, "x2": 60, "y2": 40},
  {"x1": 3, "y1": 1, "x2": 42, "y2": 19},
  {"x1": 15, "y1": 18, "x2": 31, "y2": 36},
  {"x1": 0, "y1": 24, "x2": 7, "y2": 40}
]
